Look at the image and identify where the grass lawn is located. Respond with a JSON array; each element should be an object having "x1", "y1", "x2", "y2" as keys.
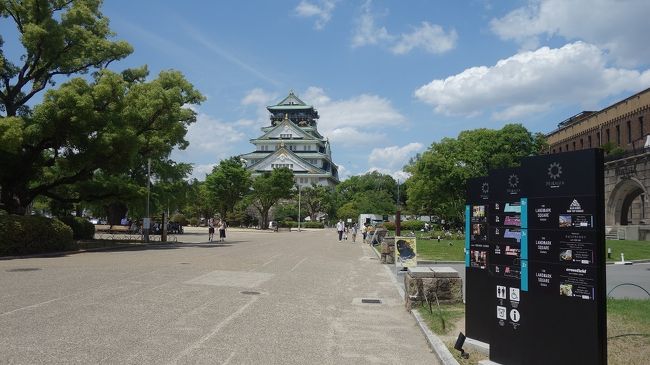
[
  {"x1": 410, "y1": 236, "x2": 650, "y2": 262},
  {"x1": 606, "y1": 240, "x2": 650, "y2": 262},
  {"x1": 607, "y1": 298, "x2": 650, "y2": 365},
  {"x1": 414, "y1": 299, "x2": 650, "y2": 365}
]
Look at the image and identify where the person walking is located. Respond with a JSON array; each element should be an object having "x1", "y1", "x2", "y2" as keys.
[
  {"x1": 362, "y1": 224, "x2": 368, "y2": 243},
  {"x1": 208, "y1": 218, "x2": 215, "y2": 242},
  {"x1": 218, "y1": 219, "x2": 227, "y2": 242},
  {"x1": 336, "y1": 219, "x2": 345, "y2": 242},
  {"x1": 351, "y1": 223, "x2": 358, "y2": 243}
]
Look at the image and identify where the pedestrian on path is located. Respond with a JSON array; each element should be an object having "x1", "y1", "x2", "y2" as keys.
[
  {"x1": 336, "y1": 219, "x2": 345, "y2": 241},
  {"x1": 351, "y1": 223, "x2": 358, "y2": 243},
  {"x1": 362, "y1": 224, "x2": 368, "y2": 243},
  {"x1": 218, "y1": 219, "x2": 227, "y2": 242},
  {"x1": 208, "y1": 218, "x2": 215, "y2": 242}
]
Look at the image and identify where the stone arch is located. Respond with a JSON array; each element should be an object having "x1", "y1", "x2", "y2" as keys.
[{"x1": 606, "y1": 177, "x2": 648, "y2": 226}]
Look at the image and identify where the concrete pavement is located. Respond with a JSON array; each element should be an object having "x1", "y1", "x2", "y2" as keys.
[{"x1": 0, "y1": 229, "x2": 439, "y2": 364}]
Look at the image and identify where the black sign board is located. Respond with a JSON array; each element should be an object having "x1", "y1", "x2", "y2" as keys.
[
  {"x1": 465, "y1": 177, "x2": 492, "y2": 343},
  {"x1": 464, "y1": 149, "x2": 606, "y2": 365},
  {"x1": 519, "y1": 149, "x2": 606, "y2": 365}
]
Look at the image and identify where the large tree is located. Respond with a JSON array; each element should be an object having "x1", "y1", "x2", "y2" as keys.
[
  {"x1": 204, "y1": 157, "x2": 252, "y2": 219},
  {"x1": 301, "y1": 183, "x2": 330, "y2": 221},
  {"x1": 405, "y1": 124, "x2": 546, "y2": 225},
  {"x1": 248, "y1": 168, "x2": 294, "y2": 229},
  {"x1": 0, "y1": 1, "x2": 203, "y2": 215}
]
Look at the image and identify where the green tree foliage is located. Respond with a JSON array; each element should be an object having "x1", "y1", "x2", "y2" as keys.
[
  {"x1": 334, "y1": 171, "x2": 398, "y2": 219},
  {"x1": 0, "y1": 1, "x2": 203, "y2": 215},
  {"x1": 301, "y1": 184, "x2": 331, "y2": 221},
  {"x1": 405, "y1": 124, "x2": 546, "y2": 225},
  {"x1": 248, "y1": 168, "x2": 294, "y2": 229},
  {"x1": 204, "y1": 157, "x2": 252, "y2": 219}
]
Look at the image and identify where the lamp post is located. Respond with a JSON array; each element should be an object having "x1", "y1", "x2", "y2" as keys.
[
  {"x1": 297, "y1": 184, "x2": 302, "y2": 232},
  {"x1": 144, "y1": 158, "x2": 151, "y2": 242},
  {"x1": 396, "y1": 179, "x2": 401, "y2": 236}
]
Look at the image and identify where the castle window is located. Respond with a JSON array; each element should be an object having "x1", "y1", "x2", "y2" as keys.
[
  {"x1": 588, "y1": 135, "x2": 592, "y2": 148},
  {"x1": 606, "y1": 129, "x2": 610, "y2": 143},
  {"x1": 580, "y1": 139, "x2": 583, "y2": 149},
  {"x1": 640, "y1": 116, "x2": 645, "y2": 137},
  {"x1": 280, "y1": 133, "x2": 292, "y2": 139},
  {"x1": 616, "y1": 125, "x2": 621, "y2": 145},
  {"x1": 596, "y1": 132, "x2": 600, "y2": 145},
  {"x1": 627, "y1": 120, "x2": 631, "y2": 143}
]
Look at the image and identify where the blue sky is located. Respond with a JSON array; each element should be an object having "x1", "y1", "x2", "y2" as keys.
[{"x1": 6, "y1": 0, "x2": 650, "y2": 181}]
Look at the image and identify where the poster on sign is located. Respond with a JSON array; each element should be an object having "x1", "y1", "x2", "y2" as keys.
[{"x1": 394, "y1": 236, "x2": 417, "y2": 268}]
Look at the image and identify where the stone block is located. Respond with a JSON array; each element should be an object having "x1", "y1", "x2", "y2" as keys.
[
  {"x1": 431, "y1": 266, "x2": 460, "y2": 278},
  {"x1": 404, "y1": 268, "x2": 463, "y2": 310}
]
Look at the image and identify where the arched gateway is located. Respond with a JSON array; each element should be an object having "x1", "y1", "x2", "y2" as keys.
[{"x1": 604, "y1": 154, "x2": 650, "y2": 239}]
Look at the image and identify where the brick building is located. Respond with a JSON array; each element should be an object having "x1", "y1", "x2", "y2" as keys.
[{"x1": 546, "y1": 88, "x2": 650, "y2": 240}]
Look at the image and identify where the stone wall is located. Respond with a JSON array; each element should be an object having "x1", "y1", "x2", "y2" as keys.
[{"x1": 404, "y1": 267, "x2": 463, "y2": 310}]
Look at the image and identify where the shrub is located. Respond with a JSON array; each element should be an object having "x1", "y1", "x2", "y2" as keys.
[
  {"x1": 401, "y1": 220, "x2": 426, "y2": 231},
  {"x1": 189, "y1": 217, "x2": 199, "y2": 226},
  {"x1": 384, "y1": 222, "x2": 396, "y2": 231},
  {"x1": 58, "y1": 216, "x2": 95, "y2": 240},
  {"x1": 171, "y1": 213, "x2": 187, "y2": 225},
  {"x1": 0, "y1": 215, "x2": 75, "y2": 256},
  {"x1": 303, "y1": 221, "x2": 324, "y2": 228},
  {"x1": 279, "y1": 221, "x2": 298, "y2": 228}
]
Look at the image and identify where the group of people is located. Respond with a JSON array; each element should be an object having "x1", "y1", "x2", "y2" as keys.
[
  {"x1": 208, "y1": 218, "x2": 227, "y2": 242},
  {"x1": 336, "y1": 220, "x2": 367, "y2": 243}
]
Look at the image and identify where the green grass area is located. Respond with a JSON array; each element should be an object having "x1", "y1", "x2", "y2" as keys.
[
  {"x1": 416, "y1": 302, "x2": 465, "y2": 335},
  {"x1": 607, "y1": 298, "x2": 650, "y2": 365},
  {"x1": 412, "y1": 299, "x2": 650, "y2": 365},
  {"x1": 606, "y1": 240, "x2": 650, "y2": 262},
  {"x1": 405, "y1": 237, "x2": 650, "y2": 262}
]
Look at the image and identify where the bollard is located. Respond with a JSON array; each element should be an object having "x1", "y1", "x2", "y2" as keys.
[
  {"x1": 620, "y1": 253, "x2": 625, "y2": 263},
  {"x1": 607, "y1": 247, "x2": 612, "y2": 259}
]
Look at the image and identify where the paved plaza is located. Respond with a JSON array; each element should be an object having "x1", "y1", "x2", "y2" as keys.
[{"x1": 0, "y1": 229, "x2": 439, "y2": 364}]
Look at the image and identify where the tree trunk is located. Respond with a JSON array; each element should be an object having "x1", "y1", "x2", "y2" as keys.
[
  {"x1": 107, "y1": 201, "x2": 128, "y2": 225},
  {"x1": 0, "y1": 185, "x2": 30, "y2": 215}
]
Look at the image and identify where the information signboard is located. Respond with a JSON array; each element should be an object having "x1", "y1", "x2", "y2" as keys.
[
  {"x1": 394, "y1": 236, "x2": 417, "y2": 268},
  {"x1": 465, "y1": 177, "x2": 492, "y2": 343},
  {"x1": 464, "y1": 149, "x2": 606, "y2": 365}
]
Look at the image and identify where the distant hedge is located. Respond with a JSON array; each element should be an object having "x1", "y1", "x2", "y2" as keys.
[
  {"x1": 384, "y1": 222, "x2": 396, "y2": 231},
  {"x1": 401, "y1": 220, "x2": 426, "y2": 231},
  {"x1": 0, "y1": 215, "x2": 75, "y2": 256},
  {"x1": 58, "y1": 216, "x2": 95, "y2": 240},
  {"x1": 303, "y1": 222, "x2": 324, "y2": 228}
]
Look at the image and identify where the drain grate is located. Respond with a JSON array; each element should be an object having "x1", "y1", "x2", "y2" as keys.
[
  {"x1": 240, "y1": 291, "x2": 261, "y2": 295},
  {"x1": 179, "y1": 262, "x2": 190, "y2": 265},
  {"x1": 361, "y1": 298, "x2": 382, "y2": 304},
  {"x1": 6, "y1": 268, "x2": 41, "y2": 272}
]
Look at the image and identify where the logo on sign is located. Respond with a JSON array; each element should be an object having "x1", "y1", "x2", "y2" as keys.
[
  {"x1": 509, "y1": 287, "x2": 520, "y2": 301},
  {"x1": 497, "y1": 285, "x2": 507, "y2": 299},
  {"x1": 510, "y1": 308, "x2": 521, "y2": 323},
  {"x1": 546, "y1": 162, "x2": 565, "y2": 188},
  {"x1": 497, "y1": 306, "x2": 507, "y2": 320},
  {"x1": 481, "y1": 182, "x2": 489, "y2": 194},
  {"x1": 568, "y1": 199, "x2": 584, "y2": 213}
]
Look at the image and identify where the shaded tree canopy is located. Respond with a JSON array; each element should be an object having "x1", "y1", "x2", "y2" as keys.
[
  {"x1": 248, "y1": 168, "x2": 294, "y2": 229},
  {"x1": 204, "y1": 157, "x2": 252, "y2": 218},
  {"x1": 405, "y1": 124, "x2": 546, "y2": 224},
  {"x1": 0, "y1": 0, "x2": 204, "y2": 214}
]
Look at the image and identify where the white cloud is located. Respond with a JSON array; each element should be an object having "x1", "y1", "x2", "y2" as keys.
[
  {"x1": 295, "y1": 0, "x2": 337, "y2": 30},
  {"x1": 368, "y1": 142, "x2": 424, "y2": 171},
  {"x1": 391, "y1": 22, "x2": 457, "y2": 55},
  {"x1": 241, "y1": 88, "x2": 276, "y2": 106},
  {"x1": 240, "y1": 88, "x2": 279, "y2": 129},
  {"x1": 172, "y1": 112, "x2": 245, "y2": 178},
  {"x1": 189, "y1": 163, "x2": 216, "y2": 181},
  {"x1": 351, "y1": 0, "x2": 392, "y2": 48},
  {"x1": 366, "y1": 167, "x2": 411, "y2": 182},
  {"x1": 414, "y1": 42, "x2": 650, "y2": 120},
  {"x1": 351, "y1": 1, "x2": 455, "y2": 55},
  {"x1": 490, "y1": 0, "x2": 650, "y2": 67},
  {"x1": 303, "y1": 87, "x2": 405, "y2": 146}
]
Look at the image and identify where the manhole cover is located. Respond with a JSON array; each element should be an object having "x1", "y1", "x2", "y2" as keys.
[
  {"x1": 240, "y1": 291, "x2": 261, "y2": 295},
  {"x1": 361, "y1": 298, "x2": 382, "y2": 304},
  {"x1": 179, "y1": 262, "x2": 190, "y2": 265},
  {"x1": 369, "y1": 257, "x2": 378, "y2": 260},
  {"x1": 6, "y1": 268, "x2": 41, "y2": 272}
]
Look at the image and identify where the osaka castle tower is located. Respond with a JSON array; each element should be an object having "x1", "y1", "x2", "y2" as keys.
[{"x1": 241, "y1": 91, "x2": 340, "y2": 187}]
